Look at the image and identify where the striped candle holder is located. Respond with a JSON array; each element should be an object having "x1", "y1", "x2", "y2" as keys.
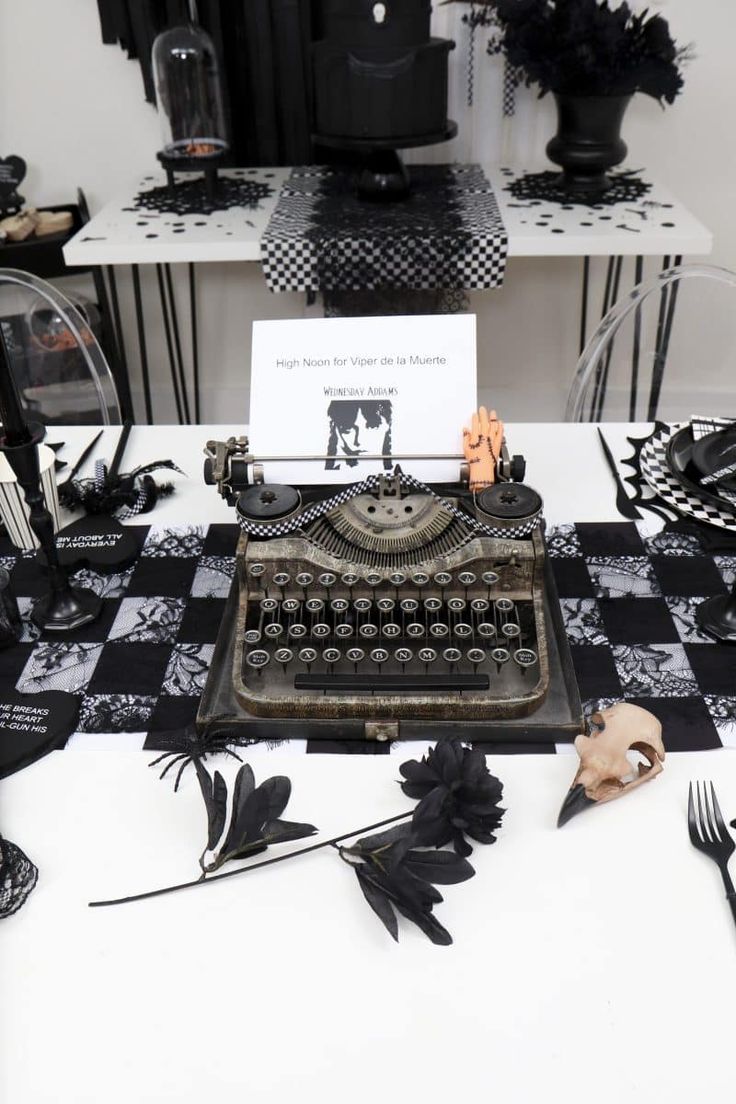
[{"x1": 0, "y1": 444, "x2": 60, "y2": 550}]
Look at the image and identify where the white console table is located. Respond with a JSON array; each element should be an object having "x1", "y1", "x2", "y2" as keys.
[{"x1": 63, "y1": 166, "x2": 712, "y2": 423}]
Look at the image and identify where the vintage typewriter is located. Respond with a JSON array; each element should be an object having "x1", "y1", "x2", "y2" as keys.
[{"x1": 198, "y1": 427, "x2": 582, "y2": 744}]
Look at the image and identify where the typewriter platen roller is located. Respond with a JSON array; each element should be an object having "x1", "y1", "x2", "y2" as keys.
[{"x1": 198, "y1": 438, "x2": 583, "y2": 743}]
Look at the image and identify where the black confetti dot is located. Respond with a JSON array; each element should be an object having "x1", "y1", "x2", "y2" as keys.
[
  {"x1": 145, "y1": 233, "x2": 158, "y2": 238},
  {"x1": 662, "y1": 221, "x2": 675, "y2": 227},
  {"x1": 136, "y1": 221, "x2": 148, "y2": 226},
  {"x1": 580, "y1": 221, "x2": 593, "y2": 226},
  {"x1": 551, "y1": 228, "x2": 565, "y2": 233}
]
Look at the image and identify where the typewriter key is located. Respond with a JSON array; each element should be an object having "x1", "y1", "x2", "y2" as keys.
[
  {"x1": 244, "y1": 628, "x2": 261, "y2": 645},
  {"x1": 434, "y1": 571, "x2": 452, "y2": 588},
  {"x1": 443, "y1": 647, "x2": 462, "y2": 665},
  {"x1": 495, "y1": 598, "x2": 515, "y2": 613},
  {"x1": 423, "y1": 597, "x2": 442, "y2": 612},
  {"x1": 264, "y1": 622, "x2": 283, "y2": 639},
  {"x1": 249, "y1": 562, "x2": 266, "y2": 578},
  {"x1": 447, "y1": 597, "x2": 466, "y2": 613},
  {"x1": 295, "y1": 571, "x2": 313, "y2": 588},
  {"x1": 377, "y1": 597, "x2": 395, "y2": 613},
  {"x1": 467, "y1": 647, "x2": 486, "y2": 668},
  {"x1": 502, "y1": 623, "x2": 521, "y2": 639},
  {"x1": 298, "y1": 646, "x2": 317, "y2": 666},
  {"x1": 482, "y1": 571, "x2": 500, "y2": 586},
  {"x1": 359, "y1": 623, "x2": 378, "y2": 639},
  {"x1": 341, "y1": 571, "x2": 359, "y2": 587},
  {"x1": 471, "y1": 597, "x2": 490, "y2": 613},
  {"x1": 275, "y1": 647, "x2": 293, "y2": 668},
  {"x1": 406, "y1": 622, "x2": 425, "y2": 638},
  {"x1": 365, "y1": 571, "x2": 383, "y2": 588},
  {"x1": 382, "y1": 623, "x2": 400, "y2": 638},
  {"x1": 418, "y1": 647, "x2": 437, "y2": 665},
  {"x1": 454, "y1": 623, "x2": 472, "y2": 639},
  {"x1": 513, "y1": 648, "x2": 538, "y2": 668},
  {"x1": 354, "y1": 597, "x2": 372, "y2": 613},
  {"x1": 246, "y1": 649, "x2": 270, "y2": 669},
  {"x1": 458, "y1": 571, "x2": 476, "y2": 587},
  {"x1": 478, "y1": 622, "x2": 496, "y2": 638},
  {"x1": 322, "y1": 647, "x2": 341, "y2": 665},
  {"x1": 288, "y1": 623, "x2": 307, "y2": 639},
  {"x1": 395, "y1": 647, "x2": 413, "y2": 667},
  {"x1": 273, "y1": 572, "x2": 291, "y2": 588},
  {"x1": 389, "y1": 571, "x2": 406, "y2": 587},
  {"x1": 370, "y1": 647, "x2": 389, "y2": 666},
  {"x1": 346, "y1": 646, "x2": 365, "y2": 665},
  {"x1": 430, "y1": 623, "x2": 449, "y2": 639},
  {"x1": 400, "y1": 597, "x2": 419, "y2": 614},
  {"x1": 282, "y1": 598, "x2": 300, "y2": 615},
  {"x1": 313, "y1": 622, "x2": 330, "y2": 638},
  {"x1": 412, "y1": 571, "x2": 430, "y2": 587},
  {"x1": 491, "y1": 646, "x2": 510, "y2": 665},
  {"x1": 306, "y1": 598, "x2": 324, "y2": 614},
  {"x1": 331, "y1": 598, "x2": 349, "y2": 613},
  {"x1": 260, "y1": 597, "x2": 278, "y2": 612},
  {"x1": 318, "y1": 572, "x2": 337, "y2": 589},
  {"x1": 335, "y1": 623, "x2": 354, "y2": 639}
]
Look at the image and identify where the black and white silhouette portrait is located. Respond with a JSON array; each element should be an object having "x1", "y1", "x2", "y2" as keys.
[{"x1": 325, "y1": 400, "x2": 393, "y2": 470}]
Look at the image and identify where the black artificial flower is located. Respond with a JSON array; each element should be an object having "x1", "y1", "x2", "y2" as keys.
[
  {"x1": 460, "y1": 0, "x2": 688, "y2": 102},
  {"x1": 341, "y1": 824, "x2": 475, "y2": 946},
  {"x1": 399, "y1": 737, "x2": 505, "y2": 857}
]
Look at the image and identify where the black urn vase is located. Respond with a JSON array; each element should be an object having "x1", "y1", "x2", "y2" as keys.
[{"x1": 546, "y1": 93, "x2": 632, "y2": 194}]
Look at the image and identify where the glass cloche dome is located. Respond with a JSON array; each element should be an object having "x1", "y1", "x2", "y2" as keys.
[{"x1": 152, "y1": 23, "x2": 228, "y2": 165}]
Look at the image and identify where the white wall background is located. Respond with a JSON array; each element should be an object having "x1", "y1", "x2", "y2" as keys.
[{"x1": 0, "y1": 0, "x2": 730, "y2": 424}]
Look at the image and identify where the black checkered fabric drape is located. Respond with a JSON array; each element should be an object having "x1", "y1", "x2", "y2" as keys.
[{"x1": 260, "y1": 165, "x2": 508, "y2": 293}]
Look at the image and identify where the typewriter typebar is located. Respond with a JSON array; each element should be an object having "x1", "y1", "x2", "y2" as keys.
[{"x1": 232, "y1": 473, "x2": 548, "y2": 721}]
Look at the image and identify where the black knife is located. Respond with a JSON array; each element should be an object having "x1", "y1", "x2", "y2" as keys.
[{"x1": 597, "y1": 428, "x2": 642, "y2": 520}]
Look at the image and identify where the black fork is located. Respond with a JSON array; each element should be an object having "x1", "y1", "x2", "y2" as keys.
[{"x1": 688, "y1": 781, "x2": 736, "y2": 931}]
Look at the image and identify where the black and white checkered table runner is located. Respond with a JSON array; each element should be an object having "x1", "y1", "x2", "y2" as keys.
[
  {"x1": 260, "y1": 164, "x2": 508, "y2": 293},
  {"x1": 1, "y1": 519, "x2": 734, "y2": 755}
]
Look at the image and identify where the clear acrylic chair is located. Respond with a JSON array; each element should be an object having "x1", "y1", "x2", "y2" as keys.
[
  {"x1": 565, "y1": 264, "x2": 736, "y2": 422},
  {"x1": 0, "y1": 269, "x2": 121, "y2": 426}
]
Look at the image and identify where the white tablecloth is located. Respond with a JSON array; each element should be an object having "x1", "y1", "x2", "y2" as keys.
[{"x1": 3, "y1": 423, "x2": 731, "y2": 1104}]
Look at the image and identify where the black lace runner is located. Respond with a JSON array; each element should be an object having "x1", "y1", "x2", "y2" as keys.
[
  {"x1": 0, "y1": 836, "x2": 38, "y2": 919},
  {"x1": 0, "y1": 520, "x2": 733, "y2": 761}
]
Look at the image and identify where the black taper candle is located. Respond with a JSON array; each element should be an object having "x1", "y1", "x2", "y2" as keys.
[{"x1": 0, "y1": 326, "x2": 31, "y2": 447}]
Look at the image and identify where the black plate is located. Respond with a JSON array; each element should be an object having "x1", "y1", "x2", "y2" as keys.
[
  {"x1": 666, "y1": 426, "x2": 736, "y2": 516},
  {"x1": 690, "y1": 426, "x2": 736, "y2": 492}
]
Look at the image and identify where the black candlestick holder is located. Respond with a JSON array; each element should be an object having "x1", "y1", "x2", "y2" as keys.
[
  {"x1": 696, "y1": 583, "x2": 736, "y2": 643},
  {"x1": 0, "y1": 425, "x2": 101, "y2": 632}
]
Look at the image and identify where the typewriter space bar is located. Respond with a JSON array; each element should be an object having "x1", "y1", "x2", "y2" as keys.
[{"x1": 294, "y1": 674, "x2": 489, "y2": 692}]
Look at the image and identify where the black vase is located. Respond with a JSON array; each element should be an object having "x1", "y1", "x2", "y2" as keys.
[{"x1": 546, "y1": 93, "x2": 632, "y2": 194}]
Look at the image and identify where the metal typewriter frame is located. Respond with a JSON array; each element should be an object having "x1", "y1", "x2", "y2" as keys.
[{"x1": 198, "y1": 440, "x2": 584, "y2": 744}]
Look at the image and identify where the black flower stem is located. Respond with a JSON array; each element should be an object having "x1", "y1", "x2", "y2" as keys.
[{"x1": 88, "y1": 810, "x2": 413, "y2": 909}]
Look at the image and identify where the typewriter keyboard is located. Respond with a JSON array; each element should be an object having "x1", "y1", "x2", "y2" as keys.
[{"x1": 241, "y1": 583, "x2": 539, "y2": 695}]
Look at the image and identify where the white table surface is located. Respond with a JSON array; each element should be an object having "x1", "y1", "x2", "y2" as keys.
[
  {"x1": 3, "y1": 422, "x2": 730, "y2": 1104},
  {"x1": 63, "y1": 166, "x2": 712, "y2": 268},
  {"x1": 37, "y1": 421, "x2": 655, "y2": 531}
]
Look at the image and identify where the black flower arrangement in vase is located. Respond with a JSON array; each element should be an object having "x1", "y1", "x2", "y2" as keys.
[
  {"x1": 449, "y1": 0, "x2": 691, "y2": 194},
  {"x1": 91, "y1": 732, "x2": 505, "y2": 946}
]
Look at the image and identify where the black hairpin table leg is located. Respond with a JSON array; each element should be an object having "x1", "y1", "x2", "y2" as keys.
[
  {"x1": 189, "y1": 263, "x2": 200, "y2": 423},
  {"x1": 163, "y1": 264, "x2": 191, "y2": 424},
  {"x1": 648, "y1": 254, "x2": 682, "y2": 419},
  {"x1": 629, "y1": 255, "x2": 644, "y2": 420},
  {"x1": 156, "y1": 264, "x2": 185, "y2": 425},
  {"x1": 131, "y1": 265, "x2": 153, "y2": 425},
  {"x1": 579, "y1": 255, "x2": 590, "y2": 356}
]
